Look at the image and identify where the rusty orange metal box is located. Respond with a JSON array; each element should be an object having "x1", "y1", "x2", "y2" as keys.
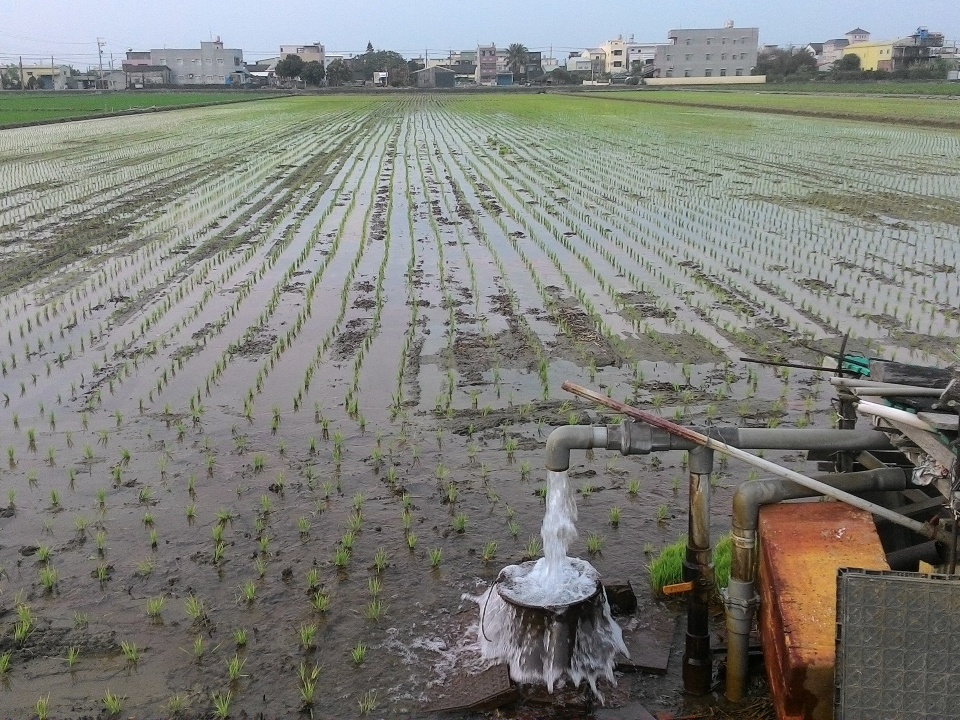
[{"x1": 758, "y1": 501, "x2": 889, "y2": 720}]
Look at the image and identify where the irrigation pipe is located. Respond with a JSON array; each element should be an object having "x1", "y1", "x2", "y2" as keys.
[
  {"x1": 855, "y1": 400, "x2": 938, "y2": 432},
  {"x1": 561, "y1": 381, "x2": 954, "y2": 545}
]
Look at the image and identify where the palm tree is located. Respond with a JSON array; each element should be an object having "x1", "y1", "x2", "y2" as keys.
[{"x1": 506, "y1": 43, "x2": 529, "y2": 82}]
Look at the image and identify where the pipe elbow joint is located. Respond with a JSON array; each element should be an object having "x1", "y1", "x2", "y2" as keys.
[{"x1": 545, "y1": 425, "x2": 610, "y2": 472}]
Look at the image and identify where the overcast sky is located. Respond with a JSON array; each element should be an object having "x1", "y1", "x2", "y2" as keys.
[{"x1": 1, "y1": 0, "x2": 956, "y2": 66}]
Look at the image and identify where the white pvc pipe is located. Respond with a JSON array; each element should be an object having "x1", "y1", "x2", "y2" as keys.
[{"x1": 856, "y1": 399, "x2": 937, "y2": 432}]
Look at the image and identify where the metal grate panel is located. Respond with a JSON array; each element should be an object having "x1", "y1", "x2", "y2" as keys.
[{"x1": 836, "y1": 568, "x2": 960, "y2": 720}]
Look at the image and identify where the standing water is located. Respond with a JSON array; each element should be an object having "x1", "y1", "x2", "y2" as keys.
[{"x1": 471, "y1": 470, "x2": 629, "y2": 701}]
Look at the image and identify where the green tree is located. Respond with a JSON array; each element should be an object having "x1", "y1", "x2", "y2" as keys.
[
  {"x1": 833, "y1": 53, "x2": 861, "y2": 72},
  {"x1": 301, "y1": 60, "x2": 325, "y2": 86},
  {"x1": 1, "y1": 64, "x2": 21, "y2": 89},
  {"x1": 506, "y1": 43, "x2": 528, "y2": 80},
  {"x1": 366, "y1": 41, "x2": 374, "y2": 53},
  {"x1": 754, "y1": 47, "x2": 817, "y2": 79},
  {"x1": 326, "y1": 58, "x2": 352, "y2": 86},
  {"x1": 275, "y1": 54, "x2": 305, "y2": 80}
]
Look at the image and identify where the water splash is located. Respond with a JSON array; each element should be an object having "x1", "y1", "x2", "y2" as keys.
[{"x1": 471, "y1": 470, "x2": 629, "y2": 702}]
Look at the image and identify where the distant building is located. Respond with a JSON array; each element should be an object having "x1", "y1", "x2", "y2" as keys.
[
  {"x1": 846, "y1": 28, "x2": 871, "y2": 45},
  {"x1": 18, "y1": 63, "x2": 72, "y2": 90},
  {"x1": 124, "y1": 51, "x2": 152, "y2": 67},
  {"x1": 123, "y1": 64, "x2": 173, "y2": 86},
  {"x1": 597, "y1": 35, "x2": 660, "y2": 75},
  {"x1": 279, "y1": 43, "x2": 325, "y2": 66},
  {"x1": 412, "y1": 65, "x2": 456, "y2": 88},
  {"x1": 151, "y1": 37, "x2": 247, "y2": 85},
  {"x1": 525, "y1": 50, "x2": 543, "y2": 81},
  {"x1": 566, "y1": 51, "x2": 594, "y2": 73},
  {"x1": 476, "y1": 43, "x2": 497, "y2": 85},
  {"x1": 654, "y1": 23, "x2": 759, "y2": 78},
  {"x1": 844, "y1": 28, "x2": 945, "y2": 71}
]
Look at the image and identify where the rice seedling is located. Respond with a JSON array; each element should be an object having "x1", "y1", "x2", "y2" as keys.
[
  {"x1": 233, "y1": 628, "x2": 247, "y2": 647},
  {"x1": 36, "y1": 694, "x2": 50, "y2": 720},
  {"x1": 406, "y1": 532, "x2": 417, "y2": 549},
  {"x1": 0, "y1": 651, "x2": 11, "y2": 674},
  {"x1": 373, "y1": 546, "x2": 388, "y2": 572},
  {"x1": 656, "y1": 504, "x2": 670, "y2": 523},
  {"x1": 609, "y1": 506, "x2": 622, "y2": 526},
  {"x1": 166, "y1": 695, "x2": 185, "y2": 714},
  {"x1": 137, "y1": 558, "x2": 155, "y2": 576},
  {"x1": 358, "y1": 690, "x2": 378, "y2": 714},
  {"x1": 66, "y1": 645, "x2": 80, "y2": 668},
  {"x1": 481, "y1": 540, "x2": 498, "y2": 563},
  {"x1": 429, "y1": 548, "x2": 442, "y2": 567},
  {"x1": 39, "y1": 564, "x2": 58, "y2": 592},
  {"x1": 311, "y1": 590, "x2": 330, "y2": 612},
  {"x1": 298, "y1": 622, "x2": 317, "y2": 650},
  {"x1": 238, "y1": 579, "x2": 257, "y2": 604},
  {"x1": 453, "y1": 511, "x2": 467, "y2": 532},
  {"x1": 211, "y1": 691, "x2": 232, "y2": 720},
  {"x1": 299, "y1": 661, "x2": 322, "y2": 708},
  {"x1": 147, "y1": 596, "x2": 165, "y2": 619},
  {"x1": 226, "y1": 653, "x2": 245, "y2": 682},
  {"x1": 120, "y1": 640, "x2": 142, "y2": 664},
  {"x1": 192, "y1": 635, "x2": 205, "y2": 660},
  {"x1": 73, "y1": 612, "x2": 88, "y2": 629},
  {"x1": 184, "y1": 593, "x2": 205, "y2": 622},
  {"x1": 352, "y1": 641, "x2": 367, "y2": 664},
  {"x1": 363, "y1": 598, "x2": 385, "y2": 620},
  {"x1": 586, "y1": 533, "x2": 605, "y2": 554}
]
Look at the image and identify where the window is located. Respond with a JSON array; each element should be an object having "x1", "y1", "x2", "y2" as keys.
[
  {"x1": 685, "y1": 53, "x2": 692, "y2": 61},
  {"x1": 158, "y1": 57, "x2": 166, "y2": 64},
  {"x1": 705, "y1": 54, "x2": 712, "y2": 60},
  {"x1": 721, "y1": 53, "x2": 727, "y2": 60},
  {"x1": 666, "y1": 69, "x2": 673, "y2": 77},
  {"x1": 720, "y1": 68, "x2": 727, "y2": 76},
  {"x1": 177, "y1": 58, "x2": 183, "y2": 65},
  {"x1": 685, "y1": 39, "x2": 692, "y2": 45},
  {"x1": 722, "y1": 37, "x2": 727, "y2": 45},
  {"x1": 742, "y1": 53, "x2": 748, "y2": 60},
  {"x1": 706, "y1": 38, "x2": 713, "y2": 45},
  {"x1": 234, "y1": 57, "x2": 241, "y2": 65},
  {"x1": 613, "y1": 49, "x2": 623, "y2": 56},
  {"x1": 684, "y1": 69, "x2": 691, "y2": 77},
  {"x1": 735, "y1": 68, "x2": 743, "y2": 76},
  {"x1": 666, "y1": 55, "x2": 672, "y2": 61},
  {"x1": 217, "y1": 58, "x2": 224, "y2": 65},
  {"x1": 704, "y1": 68, "x2": 713, "y2": 77},
  {"x1": 613, "y1": 61, "x2": 623, "y2": 67}
]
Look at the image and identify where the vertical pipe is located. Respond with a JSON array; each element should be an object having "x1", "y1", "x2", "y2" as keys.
[{"x1": 682, "y1": 445, "x2": 713, "y2": 694}]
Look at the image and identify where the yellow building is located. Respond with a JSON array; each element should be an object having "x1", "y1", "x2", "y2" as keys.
[{"x1": 843, "y1": 39, "x2": 899, "y2": 70}]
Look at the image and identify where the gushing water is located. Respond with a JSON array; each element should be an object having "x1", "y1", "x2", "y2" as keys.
[{"x1": 471, "y1": 470, "x2": 629, "y2": 701}]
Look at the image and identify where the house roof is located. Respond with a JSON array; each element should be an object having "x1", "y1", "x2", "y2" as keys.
[
  {"x1": 824, "y1": 38, "x2": 849, "y2": 48},
  {"x1": 412, "y1": 65, "x2": 456, "y2": 74},
  {"x1": 807, "y1": 43, "x2": 824, "y2": 52},
  {"x1": 847, "y1": 28, "x2": 869, "y2": 35}
]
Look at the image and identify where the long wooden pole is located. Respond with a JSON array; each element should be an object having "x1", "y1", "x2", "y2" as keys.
[{"x1": 561, "y1": 381, "x2": 949, "y2": 543}]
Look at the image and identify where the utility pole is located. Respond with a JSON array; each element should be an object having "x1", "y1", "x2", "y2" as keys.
[
  {"x1": 19, "y1": 56, "x2": 24, "y2": 89},
  {"x1": 51, "y1": 55, "x2": 56, "y2": 90},
  {"x1": 96, "y1": 37, "x2": 105, "y2": 89}
]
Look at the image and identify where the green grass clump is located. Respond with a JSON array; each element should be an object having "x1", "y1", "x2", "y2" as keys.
[{"x1": 649, "y1": 533, "x2": 732, "y2": 594}]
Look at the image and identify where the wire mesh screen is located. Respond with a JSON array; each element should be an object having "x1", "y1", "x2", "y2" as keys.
[{"x1": 836, "y1": 568, "x2": 960, "y2": 720}]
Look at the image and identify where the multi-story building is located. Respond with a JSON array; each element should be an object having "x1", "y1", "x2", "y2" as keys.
[
  {"x1": 124, "y1": 51, "x2": 152, "y2": 67},
  {"x1": 476, "y1": 43, "x2": 497, "y2": 85},
  {"x1": 151, "y1": 38, "x2": 246, "y2": 85},
  {"x1": 654, "y1": 23, "x2": 759, "y2": 78},
  {"x1": 844, "y1": 28, "x2": 945, "y2": 71},
  {"x1": 279, "y1": 43, "x2": 325, "y2": 66}
]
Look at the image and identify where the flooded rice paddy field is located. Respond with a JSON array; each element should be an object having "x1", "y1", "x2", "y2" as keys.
[{"x1": 0, "y1": 93, "x2": 958, "y2": 719}]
